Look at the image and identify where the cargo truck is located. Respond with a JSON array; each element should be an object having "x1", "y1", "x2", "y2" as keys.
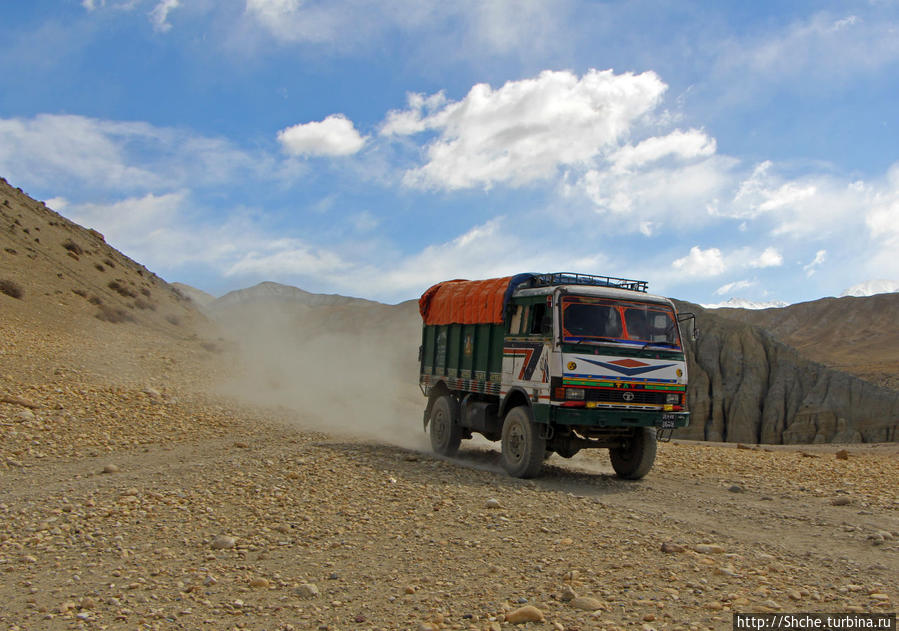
[{"x1": 418, "y1": 273, "x2": 694, "y2": 479}]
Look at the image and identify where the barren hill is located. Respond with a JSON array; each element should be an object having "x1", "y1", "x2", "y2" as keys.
[{"x1": 711, "y1": 294, "x2": 899, "y2": 391}]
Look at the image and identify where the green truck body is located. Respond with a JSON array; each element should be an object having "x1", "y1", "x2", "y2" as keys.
[{"x1": 419, "y1": 273, "x2": 692, "y2": 479}]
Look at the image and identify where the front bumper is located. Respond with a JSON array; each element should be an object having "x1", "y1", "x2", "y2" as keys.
[{"x1": 546, "y1": 406, "x2": 690, "y2": 429}]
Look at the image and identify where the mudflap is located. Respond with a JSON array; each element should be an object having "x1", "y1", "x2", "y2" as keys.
[{"x1": 656, "y1": 428, "x2": 674, "y2": 442}]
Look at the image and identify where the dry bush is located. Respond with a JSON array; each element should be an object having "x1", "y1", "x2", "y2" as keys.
[
  {"x1": 0, "y1": 279, "x2": 23, "y2": 299},
  {"x1": 133, "y1": 298, "x2": 155, "y2": 311},
  {"x1": 103, "y1": 258, "x2": 115, "y2": 268},
  {"x1": 108, "y1": 280, "x2": 137, "y2": 298},
  {"x1": 165, "y1": 314, "x2": 181, "y2": 326},
  {"x1": 95, "y1": 305, "x2": 134, "y2": 323},
  {"x1": 140, "y1": 287, "x2": 151, "y2": 298},
  {"x1": 72, "y1": 288, "x2": 87, "y2": 298},
  {"x1": 62, "y1": 239, "x2": 83, "y2": 256},
  {"x1": 95, "y1": 264, "x2": 105, "y2": 272},
  {"x1": 88, "y1": 295, "x2": 102, "y2": 305}
]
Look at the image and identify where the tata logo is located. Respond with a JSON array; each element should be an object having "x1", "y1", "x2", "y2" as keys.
[{"x1": 622, "y1": 392, "x2": 635, "y2": 402}]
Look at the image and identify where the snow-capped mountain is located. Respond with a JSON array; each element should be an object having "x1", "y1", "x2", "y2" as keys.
[
  {"x1": 702, "y1": 297, "x2": 789, "y2": 310},
  {"x1": 840, "y1": 280, "x2": 899, "y2": 297}
]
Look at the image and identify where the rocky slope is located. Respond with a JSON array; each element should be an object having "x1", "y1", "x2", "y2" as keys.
[
  {"x1": 710, "y1": 294, "x2": 899, "y2": 390},
  {"x1": 674, "y1": 302, "x2": 899, "y2": 444}
]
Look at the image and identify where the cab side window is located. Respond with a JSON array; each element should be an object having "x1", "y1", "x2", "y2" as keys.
[{"x1": 529, "y1": 303, "x2": 550, "y2": 335}]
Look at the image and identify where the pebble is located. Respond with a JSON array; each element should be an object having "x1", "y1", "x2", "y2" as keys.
[
  {"x1": 101, "y1": 464, "x2": 120, "y2": 474},
  {"x1": 249, "y1": 577, "x2": 269, "y2": 588},
  {"x1": 693, "y1": 544, "x2": 726, "y2": 554},
  {"x1": 295, "y1": 583, "x2": 319, "y2": 598},
  {"x1": 505, "y1": 605, "x2": 544, "y2": 624},
  {"x1": 211, "y1": 535, "x2": 236, "y2": 549},
  {"x1": 485, "y1": 498, "x2": 501, "y2": 509},
  {"x1": 835, "y1": 449, "x2": 849, "y2": 460},
  {"x1": 831, "y1": 497, "x2": 852, "y2": 506},
  {"x1": 661, "y1": 541, "x2": 685, "y2": 553},
  {"x1": 570, "y1": 596, "x2": 603, "y2": 611},
  {"x1": 727, "y1": 484, "x2": 743, "y2": 493}
]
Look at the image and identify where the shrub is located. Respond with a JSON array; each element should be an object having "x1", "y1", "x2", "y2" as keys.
[
  {"x1": 165, "y1": 314, "x2": 181, "y2": 326},
  {"x1": 62, "y1": 239, "x2": 83, "y2": 256},
  {"x1": 72, "y1": 288, "x2": 87, "y2": 298},
  {"x1": 0, "y1": 279, "x2": 23, "y2": 299},
  {"x1": 133, "y1": 298, "x2": 155, "y2": 311},
  {"x1": 95, "y1": 305, "x2": 134, "y2": 323},
  {"x1": 108, "y1": 280, "x2": 137, "y2": 298},
  {"x1": 95, "y1": 264, "x2": 105, "y2": 272}
]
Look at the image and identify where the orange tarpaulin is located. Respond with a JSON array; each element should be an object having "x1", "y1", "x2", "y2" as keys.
[{"x1": 419, "y1": 276, "x2": 515, "y2": 325}]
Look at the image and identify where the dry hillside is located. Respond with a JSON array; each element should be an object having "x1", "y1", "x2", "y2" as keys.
[
  {"x1": 712, "y1": 295, "x2": 899, "y2": 391},
  {"x1": 0, "y1": 179, "x2": 897, "y2": 630}
]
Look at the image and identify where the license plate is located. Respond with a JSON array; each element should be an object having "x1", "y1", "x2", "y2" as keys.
[{"x1": 660, "y1": 414, "x2": 677, "y2": 429}]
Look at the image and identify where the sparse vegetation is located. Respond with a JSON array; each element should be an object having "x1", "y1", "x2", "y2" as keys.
[
  {"x1": 62, "y1": 239, "x2": 83, "y2": 256},
  {"x1": 4, "y1": 248, "x2": 15, "y2": 255},
  {"x1": 88, "y1": 296, "x2": 102, "y2": 305},
  {"x1": 108, "y1": 280, "x2": 137, "y2": 298},
  {"x1": 140, "y1": 287, "x2": 151, "y2": 298},
  {"x1": 165, "y1": 314, "x2": 181, "y2": 326},
  {"x1": 95, "y1": 264, "x2": 105, "y2": 272},
  {"x1": 103, "y1": 258, "x2": 115, "y2": 268},
  {"x1": 94, "y1": 305, "x2": 134, "y2": 323},
  {"x1": 0, "y1": 279, "x2": 24, "y2": 299},
  {"x1": 72, "y1": 288, "x2": 87, "y2": 298},
  {"x1": 134, "y1": 298, "x2": 155, "y2": 311}
]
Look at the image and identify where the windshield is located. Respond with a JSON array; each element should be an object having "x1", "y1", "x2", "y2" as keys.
[{"x1": 561, "y1": 295, "x2": 681, "y2": 347}]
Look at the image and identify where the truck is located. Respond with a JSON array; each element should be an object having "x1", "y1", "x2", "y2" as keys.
[{"x1": 418, "y1": 273, "x2": 694, "y2": 479}]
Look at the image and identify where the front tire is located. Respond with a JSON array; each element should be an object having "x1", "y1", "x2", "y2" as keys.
[
  {"x1": 500, "y1": 406, "x2": 546, "y2": 478},
  {"x1": 429, "y1": 395, "x2": 462, "y2": 457},
  {"x1": 610, "y1": 427, "x2": 657, "y2": 480}
]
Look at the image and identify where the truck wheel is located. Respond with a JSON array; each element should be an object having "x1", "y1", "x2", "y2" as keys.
[
  {"x1": 429, "y1": 395, "x2": 462, "y2": 457},
  {"x1": 609, "y1": 427, "x2": 657, "y2": 480},
  {"x1": 500, "y1": 406, "x2": 546, "y2": 478}
]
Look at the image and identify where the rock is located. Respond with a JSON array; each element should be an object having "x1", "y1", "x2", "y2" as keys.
[
  {"x1": 0, "y1": 394, "x2": 38, "y2": 409},
  {"x1": 249, "y1": 577, "x2": 269, "y2": 588},
  {"x1": 505, "y1": 605, "x2": 544, "y2": 623},
  {"x1": 295, "y1": 583, "x2": 319, "y2": 598},
  {"x1": 416, "y1": 624, "x2": 439, "y2": 631},
  {"x1": 570, "y1": 596, "x2": 603, "y2": 611},
  {"x1": 101, "y1": 464, "x2": 120, "y2": 474},
  {"x1": 485, "y1": 498, "x2": 501, "y2": 509},
  {"x1": 661, "y1": 542, "x2": 685, "y2": 553},
  {"x1": 15, "y1": 409, "x2": 35, "y2": 422},
  {"x1": 727, "y1": 484, "x2": 743, "y2": 493},
  {"x1": 693, "y1": 543, "x2": 726, "y2": 554},
  {"x1": 211, "y1": 535, "x2": 236, "y2": 549},
  {"x1": 831, "y1": 496, "x2": 851, "y2": 506},
  {"x1": 560, "y1": 584, "x2": 577, "y2": 601}
]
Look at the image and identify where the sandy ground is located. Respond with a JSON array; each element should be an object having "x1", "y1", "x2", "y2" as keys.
[{"x1": 1, "y1": 304, "x2": 897, "y2": 631}]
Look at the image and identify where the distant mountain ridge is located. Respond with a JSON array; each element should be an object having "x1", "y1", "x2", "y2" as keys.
[{"x1": 209, "y1": 281, "x2": 380, "y2": 312}]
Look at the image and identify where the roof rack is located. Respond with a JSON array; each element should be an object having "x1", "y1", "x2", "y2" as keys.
[{"x1": 529, "y1": 272, "x2": 648, "y2": 293}]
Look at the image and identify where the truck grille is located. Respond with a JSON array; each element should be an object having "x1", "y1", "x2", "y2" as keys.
[{"x1": 586, "y1": 389, "x2": 668, "y2": 405}]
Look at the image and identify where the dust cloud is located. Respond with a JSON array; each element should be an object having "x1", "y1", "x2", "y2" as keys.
[{"x1": 210, "y1": 298, "x2": 430, "y2": 451}]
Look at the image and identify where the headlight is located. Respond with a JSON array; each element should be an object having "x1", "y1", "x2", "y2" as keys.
[
  {"x1": 666, "y1": 393, "x2": 681, "y2": 404},
  {"x1": 566, "y1": 388, "x2": 585, "y2": 401}
]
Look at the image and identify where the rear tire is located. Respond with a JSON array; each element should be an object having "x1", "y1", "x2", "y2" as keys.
[
  {"x1": 500, "y1": 406, "x2": 546, "y2": 478},
  {"x1": 429, "y1": 395, "x2": 462, "y2": 457},
  {"x1": 610, "y1": 427, "x2": 657, "y2": 480}
]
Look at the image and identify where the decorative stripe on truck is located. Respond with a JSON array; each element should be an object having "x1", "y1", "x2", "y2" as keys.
[{"x1": 421, "y1": 373, "x2": 502, "y2": 396}]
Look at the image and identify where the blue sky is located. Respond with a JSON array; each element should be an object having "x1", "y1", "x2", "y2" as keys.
[{"x1": 2, "y1": 1, "x2": 899, "y2": 305}]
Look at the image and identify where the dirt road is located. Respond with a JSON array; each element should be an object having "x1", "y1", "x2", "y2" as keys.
[{"x1": 1, "y1": 312, "x2": 896, "y2": 631}]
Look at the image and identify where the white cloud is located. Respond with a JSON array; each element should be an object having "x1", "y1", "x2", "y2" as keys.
[
  {"x1": 803, "y1": 249, "x2": 827, "y2": 277},
  {"x1": 750, "y1": 246, "x2": 783, "y2": 268},
  {"x1": 0, "y1": 114, "x2": 276, "y2": 194},
  {"x1": 610, "y1": 129, "x2": 716, "y2": 172},
  {"x1": 382, "y1": 69, "x2": 667, "y2": 190},
  {"x1": 714, "y1": 279, "x2": 755, "y2": 296},
  {"x1": 672, "y1": 246, "x2": 726, "y2": 277},
  {"x1": 82, "y1": 0, "x2": 105, "y2": 9},
  {"x1": 277, "y1": 115, "x2": 367, "y2": 157},
  {"x1": 149, "y1": 0, "x2": 180, "y2": 33}
]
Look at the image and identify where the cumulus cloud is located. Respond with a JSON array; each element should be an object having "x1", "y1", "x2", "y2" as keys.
[
  {"x1": 277, "y1": 115, "x2": 367, "y2": 157},
  {"x1": 672, "y1": 246, "x2": 726, "y2": 277},
  {"x1": 381, "y1": 69, "x2": 667, "y2": 190},
  {"x1": 609, "y1": 129, "x2": 716, "y2": 172},
  {"x1": 749, "y1": 246, "x2": 783, "y2": 268}
]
